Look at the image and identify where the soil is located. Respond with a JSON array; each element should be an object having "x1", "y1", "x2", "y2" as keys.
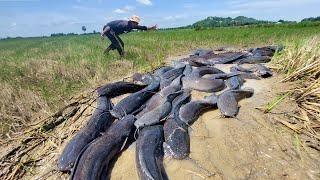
[{"x1": 1, "y1": 53, "x2": 319, "y2": 180}]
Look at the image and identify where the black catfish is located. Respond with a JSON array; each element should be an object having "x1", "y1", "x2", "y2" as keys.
[
  {"x1": 226, "y1": 76, "x2": 244, "y2": 90},
  {"x1": 96, "y1": 81, "x2": 147, "y2": 97},
  {"x1": 57, "y1": 96, "x2": 113, "y2": 171},
  {"x1": 136, "y1": 84, "x2": 182, "y2": 118},
  {"x1": 179, "y1": 99, "x2": 217, "y2": 125},
  {"x1": 187, "y1": 58, "x2": 215, "y2": 67},
  {"x1": 230, "y1": 66, "x2": 260, "y2": 80},
  {"x1": 182, "y1": 77, "x2": 225, "y2": 92},
  {"x1": 235, "y1": 65, "x2": 257, "y2": 73},
  {"x1": 132, "y1": 73, "x2": 154, "y2": 85},
  {"x1": 217, "y1": 88, "x2": 254, "y2": 117},
  {"x1": 217, "y1": 91, "x2": 239, "y2": 117},
  {"x1": 136, "y1": 125, "x2": 166, "y2": 180},
  {"x1": 70, "y1": 115, "x2": 136, "y2": 180},
  {"x1": 159, "y1": 65, "x2": 185, "y2": 89},
  {"x1": 163, "y1": 90, "x2": 191, "y2": 159},
  {"x1": 153, "y1": 66, "x2": 174, "y2": 77},
  {"x1": 237, "y1": 56, "x2": 271, "y2": 64},
  {"x1": 183, "y1": 64, "x2": 193, "y2": 76},
  {"x1": 189, "y1": 48, "x2": 213, "y2": 56},
  {"x1": 256, "y1": 64, "x2": 273, "y2": 78},
  {"x1": 110, "y1": 77, "x2": 160, "y2": 119},
  {"x1": 134, "y1": 91, "x2": 182, "y2": 129},
  {"x1": 208, "y1": 72, "x2": 241, "y2": 80},
  {"x1": 187, "y1": 66, "x2": 225, "y2": 78}
]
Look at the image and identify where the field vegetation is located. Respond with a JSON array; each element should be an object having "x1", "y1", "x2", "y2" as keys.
[
  {"x1": 0, "y1": 23, "x2": 319, "y2": 136},
  {"x1": 0, "y1": 21, "x2": 319, "y2": 180}
]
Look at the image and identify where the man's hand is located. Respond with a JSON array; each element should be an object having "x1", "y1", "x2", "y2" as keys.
[
  {"x1": 151, "y1": 24, "x2": 158, "y2": 30},
  {"x1": 100, "y1": 33, "x2": 104, "y2": 40},
  {"x1": 110, "y1": 30, "x2": 115, "y2": 35},
  {"x1": 147, "y1": 25, "x2": 158, "y2": 31}
]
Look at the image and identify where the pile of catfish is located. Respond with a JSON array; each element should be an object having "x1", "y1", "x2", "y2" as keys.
[{"x1": 57, "y1": 46, "x2": 282, "y2": 179}]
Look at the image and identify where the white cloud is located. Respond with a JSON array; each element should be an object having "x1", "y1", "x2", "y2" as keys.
[
  {"x1": 124, "y1": 5, "x2": 135, "y2": 11},
  {"x1": 113, "y1": 9, "x2": 126, "y2": 14},
  {"x1": 112, "y1": 5, "x2": 135, "y2": 14},
  {"x1": 136, "y1": 0, "x2": 152, "y2": 6}
]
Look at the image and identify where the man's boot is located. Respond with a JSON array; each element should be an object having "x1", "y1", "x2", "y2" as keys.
[
  {"x1": 103, "y1": 47, "x2": 112, "y2": 54},
  {"x1": 120, "y1": 50, "x2": 125, "y2": 59}
]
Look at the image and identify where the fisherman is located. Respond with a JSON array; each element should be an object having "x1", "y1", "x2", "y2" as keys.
[{"x1": 100, "y1": 15, "x2": 157, "y2": 57}]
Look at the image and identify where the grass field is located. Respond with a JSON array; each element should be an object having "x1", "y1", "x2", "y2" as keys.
[{"x1": 0, "y1": 24, "x2": 320, "y2": 135}]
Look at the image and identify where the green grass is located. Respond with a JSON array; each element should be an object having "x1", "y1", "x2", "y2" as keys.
[
  {"x1": 264, "y1": 92, "x2": 290, "y2": 113},
  {"x1": 0, "y1": 25, "x2": 320, "y2": 128}
]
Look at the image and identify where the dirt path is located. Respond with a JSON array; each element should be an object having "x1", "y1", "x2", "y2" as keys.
[{"x1": 1, "y1": 54, "x2": 319, "y2": 180}]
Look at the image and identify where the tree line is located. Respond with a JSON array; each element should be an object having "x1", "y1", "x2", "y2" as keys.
[{"x1": 190, "y1": 16, "x2": 320, "y2": 29}]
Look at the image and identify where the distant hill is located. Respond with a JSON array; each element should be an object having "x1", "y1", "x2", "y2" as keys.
[
  {"x1": 301, "y1": 16, "x2": 320, "y2": 22},
  {"x1": 192, "y1": 16, "x2": 272, "y2": 28}
]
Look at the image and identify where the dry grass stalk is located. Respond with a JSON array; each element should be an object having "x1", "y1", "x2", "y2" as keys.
[
  {"x1": 0, "y1": 88, "x2": 96, "y2": 180},
  {"x1": 271, "y1": 35, "x2": 320, "y2": 147},
  {"x1": 0, "y1": 82, "x2": 51, "y2": 137}
]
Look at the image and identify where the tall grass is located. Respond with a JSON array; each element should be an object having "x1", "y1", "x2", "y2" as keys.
[
  {"x1": 271, "y1": 36, "x2": 320, "y2": 141},
  {"x1": 0, "y1": 25, "x2": 320, "y2": 135}
]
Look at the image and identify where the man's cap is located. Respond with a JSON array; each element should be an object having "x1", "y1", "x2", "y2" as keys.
[{"x1": 129, "y1": 15, "x2": 140, "y2": 23}]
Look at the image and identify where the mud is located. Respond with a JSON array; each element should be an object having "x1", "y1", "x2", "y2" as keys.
[{"x1": 106, "y1": 62, "x2": 320, "y2": 180}]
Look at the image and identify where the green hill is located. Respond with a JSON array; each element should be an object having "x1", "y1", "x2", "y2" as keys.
[
  {"x1": 301, "y1": 16, "x2": 320, "y2": 22},
  {"x1": 192, "y1": 16, "x2": 272, "y2": 28}
]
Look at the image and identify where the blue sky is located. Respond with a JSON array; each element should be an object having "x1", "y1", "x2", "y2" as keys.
[{"x1": 0, "y1": 0, "x2": 319, "y2": 38}]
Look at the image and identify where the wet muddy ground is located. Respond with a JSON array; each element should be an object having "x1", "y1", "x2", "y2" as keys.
[{"x1": 107, "y1": 62, "x2": 319, "y2": 180}]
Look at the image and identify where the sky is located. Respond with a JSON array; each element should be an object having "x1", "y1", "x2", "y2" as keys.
[{"x1": 0, "y1": 0, "x2": 319, "y2": 38}]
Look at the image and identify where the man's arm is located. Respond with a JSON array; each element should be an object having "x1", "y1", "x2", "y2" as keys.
[
  {"x1": 100, "y1": 26, "x2": 110, "y2": 40},
  {"x1": 136, "y1": 24, "x2": 158, "y2": 31}
]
